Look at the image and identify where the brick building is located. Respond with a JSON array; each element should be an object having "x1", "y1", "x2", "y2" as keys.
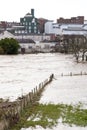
[
  {"x1": 57, "y1": 16, "x2": 84, "y2": 24},
  {"x1": 0, "y1": 21, "x2": 7, "y2": 31},
  {"x1": 37, "y1": 18, "x2": 48, "y2": 33}
]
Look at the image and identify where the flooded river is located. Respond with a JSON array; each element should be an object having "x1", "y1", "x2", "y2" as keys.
[{"x1": 0, "y1": 53, "x2": 87, "y2": 103}]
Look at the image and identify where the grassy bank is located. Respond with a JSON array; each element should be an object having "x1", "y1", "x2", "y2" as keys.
[{"x1": 10, "y1": 102, "x2": 87, "y2": 130}]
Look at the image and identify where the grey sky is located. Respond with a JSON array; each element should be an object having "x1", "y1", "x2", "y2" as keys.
[{"x1": 0, "y1": 0, "x2": 87, "y2": 22}]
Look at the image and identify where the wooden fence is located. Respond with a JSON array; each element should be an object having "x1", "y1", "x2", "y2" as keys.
[
  {"x1": 61, "y1": 71, "x2": 87, "y2": 77},
  {"x1": 0, "y1": 74, "x2": 54, "y2": 130}
]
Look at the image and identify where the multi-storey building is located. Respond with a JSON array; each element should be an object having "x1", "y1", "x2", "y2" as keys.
[{"x1": 20, "y1": 9, "x2": 39, "y2": 34}]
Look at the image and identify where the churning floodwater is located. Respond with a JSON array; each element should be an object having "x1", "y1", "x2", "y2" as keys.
[{"x1": 0, "y1": 53, "x2": 87, "y2": 105}]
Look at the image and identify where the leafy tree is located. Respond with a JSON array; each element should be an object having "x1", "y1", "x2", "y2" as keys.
[
  {"x1": 0, "y1": 38, "x2": 20, "y2": 54},
  {"x1": 0, "y1": 46, "x2": 4, "y2": 54}
]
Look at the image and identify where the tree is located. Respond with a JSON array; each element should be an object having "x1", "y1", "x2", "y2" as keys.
[
  {"x1": 55, "y1": 34, "x2": 87, "y2": 62},
  {"x1": 0, "y1": 38, "x2": 20, "y2": 54},
  {"x1": 0, "y1": 46, "x2": 4, "y2": 54},
  {"x1": 80, "y1": 37, "x2": 87, "y2": 61},
  {"x1": 70, "y1": 37, "x2": 81, "y2": 62}
]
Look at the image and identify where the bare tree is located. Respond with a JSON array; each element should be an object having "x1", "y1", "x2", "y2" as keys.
[
  {"x1": 80, "y1": 37, "x2": 87, "y2": 61},
  {"x1": 55, "y1": 34, "x2": 87, "y2": 62}
]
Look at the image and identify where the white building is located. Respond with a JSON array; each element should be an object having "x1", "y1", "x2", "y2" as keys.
[
  {"x1": 19, "y1": 43, "x2": 36, "y2": 53},
  {"x1": 45, "y1": 21, "x2": 87, "y2": 36},
  {"x1": 45, "y1": 21, "x2": 62, "y2": 35}
]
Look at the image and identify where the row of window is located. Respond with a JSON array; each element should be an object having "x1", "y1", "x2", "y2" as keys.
[
  {"x1": 26, "y1": 26, "x2": 37, "y2": 29},
  {"x1": 28, "y1": 29, "x2": 37, "y2": 33},
  {"x1": 15, "y1": 29, "x2": 37, "y2": 34},
  {"x1": 22, "y1": 22, "x2": 37, "y2": 26}
]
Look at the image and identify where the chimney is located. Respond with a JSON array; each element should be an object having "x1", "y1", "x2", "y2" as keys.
[{"x1": 31, "y1": 9, "x2": 34, "y2": 17}]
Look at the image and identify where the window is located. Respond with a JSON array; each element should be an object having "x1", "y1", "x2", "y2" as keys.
[
  {"x1": 29, "y1": 46, "x2": 32, "y2": 49},
  {"x1": 34, "y1": 22, "x2": 36, "y2": 26},
  {"x1": 23, "y1": 22, "x2": 25, "y2": 25},
  {"x1": 34, "y1": 26, "x2": 37, "y2": 29},
  {"x1": 29, "y1": 26, "x2": 31, "y2": 29},
  {"x1": 25, "y1": 30, "x2": 27, "y2": 33},
  {"x1": 20, "y1": 23, "x2": 22, "y2": 25},
  {"x1": 34, "y1": 29, "x2": 37, "y2": 33},
  {"x1": 21, "y1": 30, "x2": 24, "y2": 33},
  {"x1": 29, "y1": 30, "x2": 31, "y2": 33},
  {"x1": 15, "y1": 30, "x2": 18, "y2": 34},
  {"x1": 29, "y1": 22, "x2": 31, "y2": 25},
  {"x1": 18, "y1": 30, "x2": 21, "y2": 34}
]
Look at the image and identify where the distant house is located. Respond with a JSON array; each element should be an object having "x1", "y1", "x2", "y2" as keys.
[{"x1": 17, "y1": 38, "x2": 36, "y2": 53}]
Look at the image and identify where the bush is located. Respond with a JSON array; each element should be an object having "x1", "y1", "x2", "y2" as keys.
[
  {"x1": 0, "y1": 46, "x2": 4, "y2": 54},
  {"x1": 0, "y1": 38, "x2": 20, "y2": 54}
]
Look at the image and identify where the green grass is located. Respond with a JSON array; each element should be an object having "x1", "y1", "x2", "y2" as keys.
[
  {"x1": 63, "y1": 105, "x2": 87, "y2": 126},
  {"x1": 10, "y1": 102, "x2": 87, "y2": 130}
]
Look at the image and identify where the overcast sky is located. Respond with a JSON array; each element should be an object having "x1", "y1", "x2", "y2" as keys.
[{"x1": 0, "y1": 0, "x2": 87, "y2": 22}]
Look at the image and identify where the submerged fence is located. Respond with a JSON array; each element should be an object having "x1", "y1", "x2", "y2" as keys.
[
  {"x1": 61, "y1": 71, "x2": 87, "y2": 77},
  {"x1": 0, "y1": 74, "x2": 54, "y2": 130}
]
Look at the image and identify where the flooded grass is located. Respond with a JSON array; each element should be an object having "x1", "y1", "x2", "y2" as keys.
[{"x1": 10, "y1": 103, "x2": 87, "y2": 130}]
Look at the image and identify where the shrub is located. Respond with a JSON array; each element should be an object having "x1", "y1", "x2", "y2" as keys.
[{"x1": 0, "y1": 38, "x2": 20, "y2": 54}]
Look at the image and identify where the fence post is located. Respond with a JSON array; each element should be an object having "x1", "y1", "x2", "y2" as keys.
[
  {"x1": 70, "y1": 72, "x2": 72, "y2": 76},
  {"x1": 61, "y1": 73, "x2": 63, "y2": 76}
]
